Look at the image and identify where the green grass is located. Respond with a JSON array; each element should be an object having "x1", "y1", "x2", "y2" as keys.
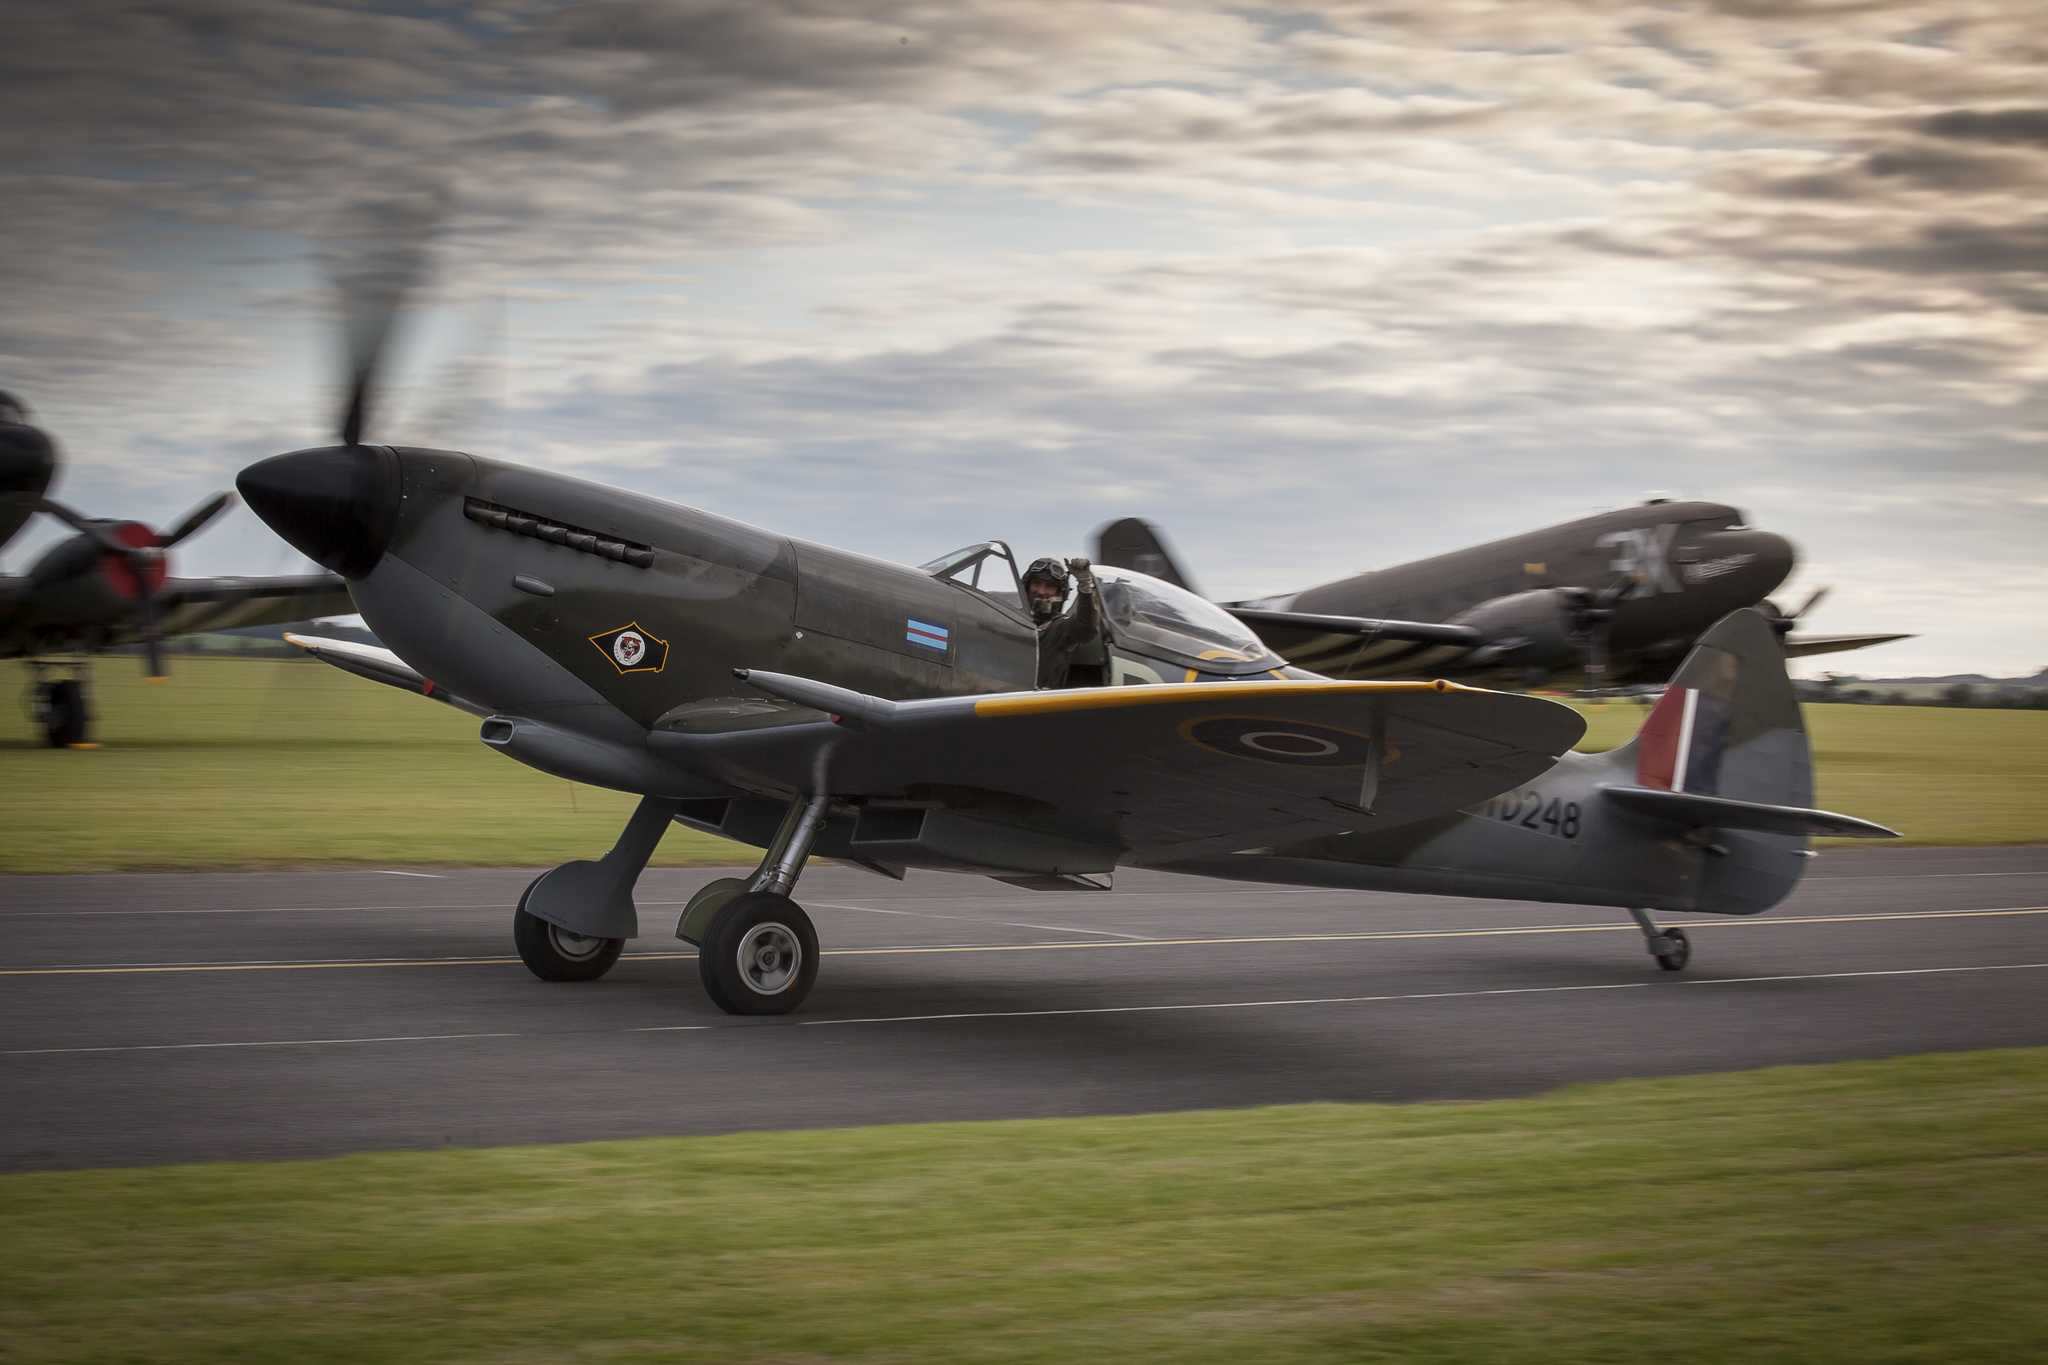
[
  {"x1": 0, "y1": 658, "x2": 745, "y2": 872},
  {"x1": 3, "y1": 1047, "x2": 2044, "y2": 1363},
  {"x1": 2, "y1": 659, "x2": 2044, "y2": 872}
]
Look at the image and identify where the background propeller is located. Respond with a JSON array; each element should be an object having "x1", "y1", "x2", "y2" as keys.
[
  {"x1": 35, "y1": 491, "x2": 237, "y2": 677},
  {"x1": 1562, "y1": 576, "x2": 1635, "y2": 685},
  {"x1": 1761, "y1": 586, "x2": 1830, "y2": 637}
]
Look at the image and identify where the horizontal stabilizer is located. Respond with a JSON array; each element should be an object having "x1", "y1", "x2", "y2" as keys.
[
  {"x1": 1600, "y1": 784, "x2": 1898, "y2": 839},
  {"x1": 1227, "y1": 607, "x2": 1480, "y2": 647},
  {"x1": 1783, "y1": 631, "x2": 1913, "y2": 659},
  {"x1": 283, "y1": 633, "x2": 485, "y2": 715}
]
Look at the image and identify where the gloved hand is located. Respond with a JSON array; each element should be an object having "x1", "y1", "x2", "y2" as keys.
[{"x1": 1066, "y1": 556, "x2": 1093, "y2": 580}]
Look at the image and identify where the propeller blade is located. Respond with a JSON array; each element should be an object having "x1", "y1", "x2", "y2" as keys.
[
  {"x1": 35, "y1": 498, "x2": 130, "y2": 553},
  {"x1": 1791, "y1": 586, "x2": 1829, "y2": 621},
  {"x1": 1586, "y1": 621, "x2": 1611, "y2": 685},
  {"x1": 137, "y1": 580, "x2": 167, "y2": 680},
  {"x1": 326, "y1": 184, "x2": 447, "y2": 447},
  {"x1": 159, "y1": 491, "x2": 235, "y2": 547}
]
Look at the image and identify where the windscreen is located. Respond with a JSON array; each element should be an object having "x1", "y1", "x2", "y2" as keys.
[{"x1": 1094, "y1": 566, "x2": 1281, "y2": 674}]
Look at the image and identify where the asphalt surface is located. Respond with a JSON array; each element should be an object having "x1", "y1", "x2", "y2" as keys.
[{"x1": 3, "y1": 845, "x2": 2045, "y2": 1171}]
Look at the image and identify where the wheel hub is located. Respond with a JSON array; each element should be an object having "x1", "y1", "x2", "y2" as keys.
[
  {"x1": 549, "y1": 924, "x2": 606, "y2": 961},
  {"x1": 736, "y1": 922, "x2": 802, "y2": 996}
]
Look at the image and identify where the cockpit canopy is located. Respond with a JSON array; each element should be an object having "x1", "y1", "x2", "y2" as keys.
[
  {"x1": 919, "y1": 541, "x2": 1024, "y2": 608},
  {"x1": 1093, "y1": 565, "x2": 1282, "y2": 675},
  {"x1": 921, "y1": 540, "x2": 1283, "y2": 676}
]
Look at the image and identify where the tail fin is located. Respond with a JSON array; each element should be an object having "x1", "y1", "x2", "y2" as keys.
[
  {"x1": 1602, "y1": 609, "x2": 1895, "y2": 913},
  {"x1": 1094, "y1": 517, "x2": 1199, "y2": 595},
  {"x1": 1613, "y1": 610, "x2": 1785, "y2": 805}
]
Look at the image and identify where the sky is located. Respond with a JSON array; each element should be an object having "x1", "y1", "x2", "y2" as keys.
[{"x1": 3, "y1": 0, "x2": 2044, "y2": 677}]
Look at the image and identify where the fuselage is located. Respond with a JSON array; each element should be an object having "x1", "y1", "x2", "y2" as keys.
[{"x1": 239, "y1": 447, "x2": 1279, "y2": 744}]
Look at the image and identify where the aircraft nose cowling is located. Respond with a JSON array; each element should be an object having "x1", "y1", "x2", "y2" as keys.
[
  {"x1": 0, "y1": 423, "x2": 57, "y2": 495},
  {"x1": 1696, "y1": 528, "x2": 1795, "y2": 597},
  {"x1": 237, "y1": 444, "x2": 399, "y2": 579}
]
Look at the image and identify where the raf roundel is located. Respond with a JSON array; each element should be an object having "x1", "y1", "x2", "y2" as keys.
[
  {"x1": 588, "y1": 621, "x2": 670, "y2": 675},
  {"x1": 1181, "y1": 715, "x2": 1377, "y2": 767}
]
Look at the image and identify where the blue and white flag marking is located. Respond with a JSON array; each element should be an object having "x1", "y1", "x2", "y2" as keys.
[{"x1": 905, "y1": 618, "x2": 951, "y2": 652}]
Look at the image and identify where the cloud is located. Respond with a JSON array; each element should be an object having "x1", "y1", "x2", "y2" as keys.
[{"x1": 1, "y1": 0, "x2": 2044, "y2": 674}]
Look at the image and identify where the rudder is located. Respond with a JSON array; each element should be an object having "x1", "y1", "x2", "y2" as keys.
[
  {"x1": 1094, "y1": 517, "x2": 1198, "y2": 594},
  {"x1": 1602, "y1": 609, "x2": 1892, "y2": 914}
]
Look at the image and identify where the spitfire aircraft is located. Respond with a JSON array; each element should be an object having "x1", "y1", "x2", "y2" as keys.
[
  {"x1": 237, "y1": 297, "x2": 1898, "y2": 1017},
  {"x1": 0, "y1": 392, "x2": 353, "y2": 747},
  {"x1": 1096, "y1": 511, "x2": 1908, "y2": 690}
]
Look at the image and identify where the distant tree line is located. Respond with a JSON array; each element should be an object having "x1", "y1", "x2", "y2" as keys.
[{"x1": 1795, "y1": 675, "x2": 2048, "y2": 710}]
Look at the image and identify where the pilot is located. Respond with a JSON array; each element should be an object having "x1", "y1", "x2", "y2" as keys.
[
  {"x1": 0, "y1": 392, "x2": 28, "y2": 425},
  {"x1": 1022, "y1": 555, "x2": 1108, "y2": 689}
]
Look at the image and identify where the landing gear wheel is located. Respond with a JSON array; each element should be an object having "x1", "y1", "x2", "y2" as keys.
[
  {"x1": 513, "y1": 879, "x2": 624, "y2": 982},
  {"x1": 37, "y1": 679, "x2": 89, "y2": 749},
  {"x1": 698, "y1": 891, "x2": 818, "y2": 1016},
  {"x1": 1654, "y1": 927, "x2": 1691, "y2": 973}
]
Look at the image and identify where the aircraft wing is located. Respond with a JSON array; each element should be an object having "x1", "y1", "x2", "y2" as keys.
[
  {"x1": 1224, "y1": 607, "x2": 1482, "y2": 678},
  {"x1": 653, "y1": 673, "x2": 1584, "y2": 864},
  {"x1": 95, "y1": 573, "x2": 357, "y2": 645},
  {"x1": 283, "y1": 632, "x2": 488, "y2": 715},
  {"x1": 1782, "y1": 631, "x2": 1913, "y2": 660}
]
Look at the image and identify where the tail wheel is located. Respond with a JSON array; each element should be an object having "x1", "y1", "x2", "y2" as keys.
[
  {"x1": 1654, "y1": 927, "x2": 1691, "y2": 972},
  {"x1": 698, "y1": 892, "x2": 819, "y2": 1016},
  {"x1": 513, "y1": 879, "x2": 624, "y2": 982}
]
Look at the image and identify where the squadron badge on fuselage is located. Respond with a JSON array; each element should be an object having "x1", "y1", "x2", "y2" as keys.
[{"x1": 589, "y1": 621, "x2": 669, "y2": 675}]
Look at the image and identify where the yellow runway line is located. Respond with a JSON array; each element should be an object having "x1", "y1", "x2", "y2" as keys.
[{"x1": 2, "y1": 906, "x2": 2043, "y2": 977}]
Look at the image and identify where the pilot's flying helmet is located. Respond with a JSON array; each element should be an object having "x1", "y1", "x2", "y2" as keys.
[
  {"x1": 0, "y1": 391, "x2": 28, "y2": 425},
  {"x1": 1021, "y1": 556, "x2": 1070, "y2": 621}
]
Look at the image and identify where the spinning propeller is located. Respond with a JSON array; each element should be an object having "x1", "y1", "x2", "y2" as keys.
[
  {"x1": 238, "y1": 185, "x2": 446, "y2": 580},
  {"x1": 36, "y1": 490, "x2": 236, "y2": 677},
  {"x1": 1561, "y1": 575, "x2": 1635, "y2": 685},
  {"x1": 1761, "y1": 586, "x2": 1830, "y2": 636}
]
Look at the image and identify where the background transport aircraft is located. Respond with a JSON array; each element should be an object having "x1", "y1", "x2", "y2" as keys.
[
  {"x1": 0, "y1": 392, "x2": 352, "y2": 747},
  {"x1": 235, "y1": 266, "x2": 1896, "y2": 1017},
  {"x1": 1096, "y1": 508, "x2": 1908, "y2": 690}
]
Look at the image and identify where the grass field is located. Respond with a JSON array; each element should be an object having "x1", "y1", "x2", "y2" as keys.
[
  {"x1": 1, "y1": 657, "x2": 2044, "y2": 872},
  {"x1": 3, "y1": 1047, "x2": 2043, "y2": 1363}
]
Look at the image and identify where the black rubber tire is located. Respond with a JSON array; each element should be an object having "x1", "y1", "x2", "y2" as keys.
[
  {"x1": 1655, "y1": 927, "x2": 1691, "y2": 972},
  {"x1": 41, "y1": 679, "x2": 89, "y2": 749},
  {"x1": 698, "y1": 891, "x2": 819, "y2": 1016},
  {"x1": 513, "y1": 882, "x2": 624, "y2": 983}
]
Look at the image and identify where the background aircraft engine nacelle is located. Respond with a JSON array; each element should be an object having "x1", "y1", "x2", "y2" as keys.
[
  {"x1": 1449, "y1": 589, "x2": 1584, "y2": 668},
  {"x1": 23, "y1": 525, "x2": 168, "y2": 624}
]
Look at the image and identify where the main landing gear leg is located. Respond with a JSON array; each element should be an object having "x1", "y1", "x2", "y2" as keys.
[
  {"x1": 513, "y1": 794, "x2": 680, "y2": 983},
  {"x1": 1629, "y1": 908, "x2": 1691, "y2": 973},
  {"x1": 678, "y1": 792, "x2": 828, "y2": 1015}
]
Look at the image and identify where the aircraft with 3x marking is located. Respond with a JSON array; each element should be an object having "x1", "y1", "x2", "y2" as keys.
[{"x1": 1096, "y1": 508, "x2": 1908, "y2": 690}]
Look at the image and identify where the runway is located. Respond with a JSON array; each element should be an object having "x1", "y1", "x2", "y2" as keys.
[{"x1": 3, "y1": 844, "x2": 2045, "y2": 1171}]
